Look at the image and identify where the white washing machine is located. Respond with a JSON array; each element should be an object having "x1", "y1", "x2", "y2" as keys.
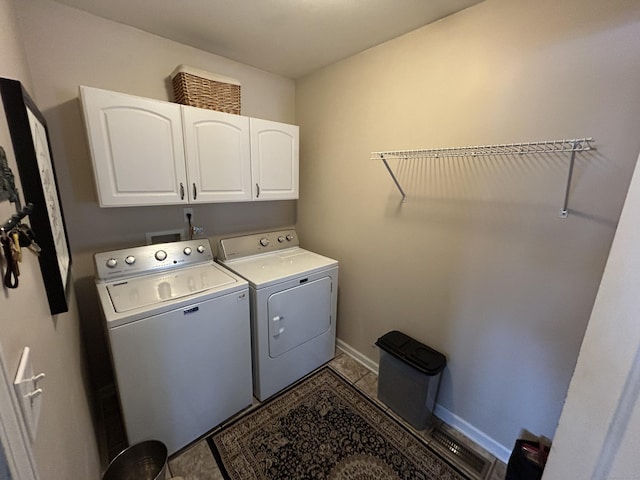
[
  {"x1": 217, "y1": 229, "x2": 338, "y2": 401},
  {"x1": 95, "y1": 239, "x2": 252, "y2": 455}
]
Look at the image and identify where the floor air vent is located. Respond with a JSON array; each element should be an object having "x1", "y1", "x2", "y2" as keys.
[{"x1": 430, "y1": 426, "x2": 491, "y2": 479}]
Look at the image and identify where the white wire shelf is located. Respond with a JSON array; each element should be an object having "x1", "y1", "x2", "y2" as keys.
[{"x1": 372, "y1": 138, "x2": 594, "y2": 217}]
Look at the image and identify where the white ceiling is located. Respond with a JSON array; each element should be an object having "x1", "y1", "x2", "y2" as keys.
[{"x1": 50, "y1": 0, "x2": 483, "y2": 79}]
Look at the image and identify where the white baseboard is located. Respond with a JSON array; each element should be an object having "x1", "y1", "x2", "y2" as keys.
[
  {"x1": 336, "y1": 337, "x2": 511, "y2": 463},
  {"x1": 336, "y1": 338, "x2": 378, "y2": 373}
]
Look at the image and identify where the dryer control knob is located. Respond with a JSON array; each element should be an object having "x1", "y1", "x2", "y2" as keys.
[
  {"x1": 106, "y1": 258, "x2": 117, "y2": 268},
  {"x1": 277, "y1": 236, "x2": 285, "y2": 243},
  {"x1": 197, "y1": 245, "x2": 206, "y2": 254},
  {"x1": 183, "y1": 247, "x2": 192, "y2": 256},
  {"x1": 286, "y1": 234, "x2": 294, "y2": 241},
  {"x1": 125, "y1": 255, "x2": 136, "y2": 265},
  {"x1": 260, "y1": 238, "x2": 269, "y2": 247},
  {"x1": 155, "y1": 250, "x2": 167, "y2": 261}
]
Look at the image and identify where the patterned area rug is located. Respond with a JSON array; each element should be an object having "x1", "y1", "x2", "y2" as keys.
[{"x1": 208, "y1": 367, "x2": 470, "y2": 480}]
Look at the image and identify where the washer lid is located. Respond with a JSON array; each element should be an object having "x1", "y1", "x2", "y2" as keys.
[
  {"x1": 219, "y1": 247, "x2": 337, "y2": 288},
  {"x1": 106, "y1": 263, "x2": 240, "y2": 313}
]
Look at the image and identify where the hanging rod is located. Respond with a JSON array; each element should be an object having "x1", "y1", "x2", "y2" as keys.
[
  {"x1": 1, "y1": 203, "x2": 34, "y2": 232},
  {"x1": 372, "y1": 138, "x2": 594, "y2": 217}
]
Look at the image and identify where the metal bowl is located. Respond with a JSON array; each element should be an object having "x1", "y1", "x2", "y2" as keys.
[{"x1": 102, "y1": 440, "x2": 167, "y2": 480}]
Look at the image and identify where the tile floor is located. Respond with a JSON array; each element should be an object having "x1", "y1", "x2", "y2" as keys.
[{"x1": 166, "y1": 350, "x2": 507, "y2": 480}]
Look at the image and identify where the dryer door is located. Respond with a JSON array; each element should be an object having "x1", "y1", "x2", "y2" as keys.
[{"x1": 267, "y1": 276, "x2": 332, "y2": 358}]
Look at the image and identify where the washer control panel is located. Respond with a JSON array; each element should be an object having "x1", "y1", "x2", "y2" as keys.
[
  {"x1": 95, "y1": 239, "x2": 214, "y2": 281},
  {"x1": 218, "y1": 229, "x2": 299, "y2": 261}
]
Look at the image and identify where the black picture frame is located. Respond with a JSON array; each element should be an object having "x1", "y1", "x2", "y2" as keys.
[{"x1": 0, "y1": 78, "x2": 71, "y2": 315}]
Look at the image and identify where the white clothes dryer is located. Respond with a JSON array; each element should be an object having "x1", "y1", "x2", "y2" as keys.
[
  {"x1": 95, "y1": 239, "x2": 252, "y2": 455},
  {"x1": 218, "y1": 229, "x2": 338, "y2": 401}
]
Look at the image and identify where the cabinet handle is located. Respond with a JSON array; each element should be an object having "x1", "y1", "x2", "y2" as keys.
[
  {"x1": 180, "y1": 183, "x2": 184, "y2": 200},
  {"x1": 193, "y1": 183, "x2": 197, "y2": 200},
  {"x1": 256, "y1": 183, "x2": 260, "y2": 198}
]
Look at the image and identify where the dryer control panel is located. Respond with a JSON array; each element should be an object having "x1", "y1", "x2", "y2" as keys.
[
  {"x1": 95, "y1": 239, "x2": 214, "y2": 281},
  {"x1": 218, "y1": 229, "x2": 299, "y2": 261}
]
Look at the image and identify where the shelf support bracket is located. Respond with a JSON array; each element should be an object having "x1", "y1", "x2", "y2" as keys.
[
  {"x1": 380, "y1": 154, "x2": 407, "y2": 202},
  {"x1": 560, "y1": 144, "x2": 578, "y2": 218}
]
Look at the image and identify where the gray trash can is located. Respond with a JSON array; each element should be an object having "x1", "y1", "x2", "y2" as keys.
[
  {"x1": 102, "y1": 440, "x2": 168, "y2": 480},
  {"x1": 376, "y1": 330, "x2": 446, "y2": 430}
]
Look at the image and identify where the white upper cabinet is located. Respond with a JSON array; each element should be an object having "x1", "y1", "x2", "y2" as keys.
[
  {"x1": 250, "y1": 118, "x2": 299, "y2": 201},
  {"x1": 182, "y1": 106, "x2": 252, "y2": 203},
  {"x1": 80, "y1": 86, "x2": 298, "y2": 206},
  {"x1": 80, "y1": 86, "x2": 188, "y2": 207}
]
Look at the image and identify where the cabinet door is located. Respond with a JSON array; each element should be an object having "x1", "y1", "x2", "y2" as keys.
[
  {"x1": 182, "y1": 106, "x2": 252, "y2": 203},
  {"x1": 80, "y1": 86, "x2": 187, "y2": 207},
  {"x1": 250, "y1": 118, "x2": 299, "y2": 201}
]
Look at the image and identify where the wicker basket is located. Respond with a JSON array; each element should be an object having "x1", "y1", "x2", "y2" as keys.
[{"x1": 171, "y1": 65, "x2": 241, "y2": 114}]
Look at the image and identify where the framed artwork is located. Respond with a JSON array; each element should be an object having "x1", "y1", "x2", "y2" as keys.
[{"x1": 0, "y1": 78, "x2": 71, "y2": 315}]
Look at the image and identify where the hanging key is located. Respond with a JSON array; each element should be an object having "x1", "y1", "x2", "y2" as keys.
[
  {"x1": 16, "y1": 228, "x2": 31, "y2": 247},
  {"x1": 11, "y1": 230, "x2": 22, "y2": 263},
  {"x1": 1, "y1": 233, "x2": 19, "y2": 288},
  {"x1": 17, "y1": 224, "x2": 41, "y2": 256},
  {"x1": 10, "y1": 235, "x2": 20, "y2": 276},
  {"x1": 27, "y1": 240, "x2": 41, "y2": 256}
]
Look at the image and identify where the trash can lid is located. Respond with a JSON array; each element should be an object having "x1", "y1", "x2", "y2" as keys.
[{"x1": 375, "y1": 330, "x2": 446, "y2": 375}]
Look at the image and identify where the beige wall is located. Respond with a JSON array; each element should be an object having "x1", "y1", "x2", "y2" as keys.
[
  {"x1": 296, "y1": 0, "x2": 640, "y2": 457},
  {"x1": 0, "y1": 0, "x2": 101, "y2": 477},
  {"x1": 14, "y1": 0, "x2": 298, "y2": 390}
]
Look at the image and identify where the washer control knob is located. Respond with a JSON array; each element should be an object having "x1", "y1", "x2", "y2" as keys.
[
  {"x1": 183, "y1": 247, "x2": 192, "y2": 256},
  {"x1": 125, "y1": 255, "x2": 136, "y2": 265},
  {"x1": 155, "y1": 250, "x2": 167, "y2": 261},
  {"x1": 197, "y1": 245, "x2": 206, "y2": 254},
  {"x1": 259, "y1": 238, "x2": 269, "y2": 247},
  {"x1": 286, "y1": 234, "x2": 294, "y2": 241},
  {"x1": 277, "y1": 236, "x2": 285, "y2": 243},
  {"x1": 106, "y1": 258, "x2": 117, "y2": 268}
]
